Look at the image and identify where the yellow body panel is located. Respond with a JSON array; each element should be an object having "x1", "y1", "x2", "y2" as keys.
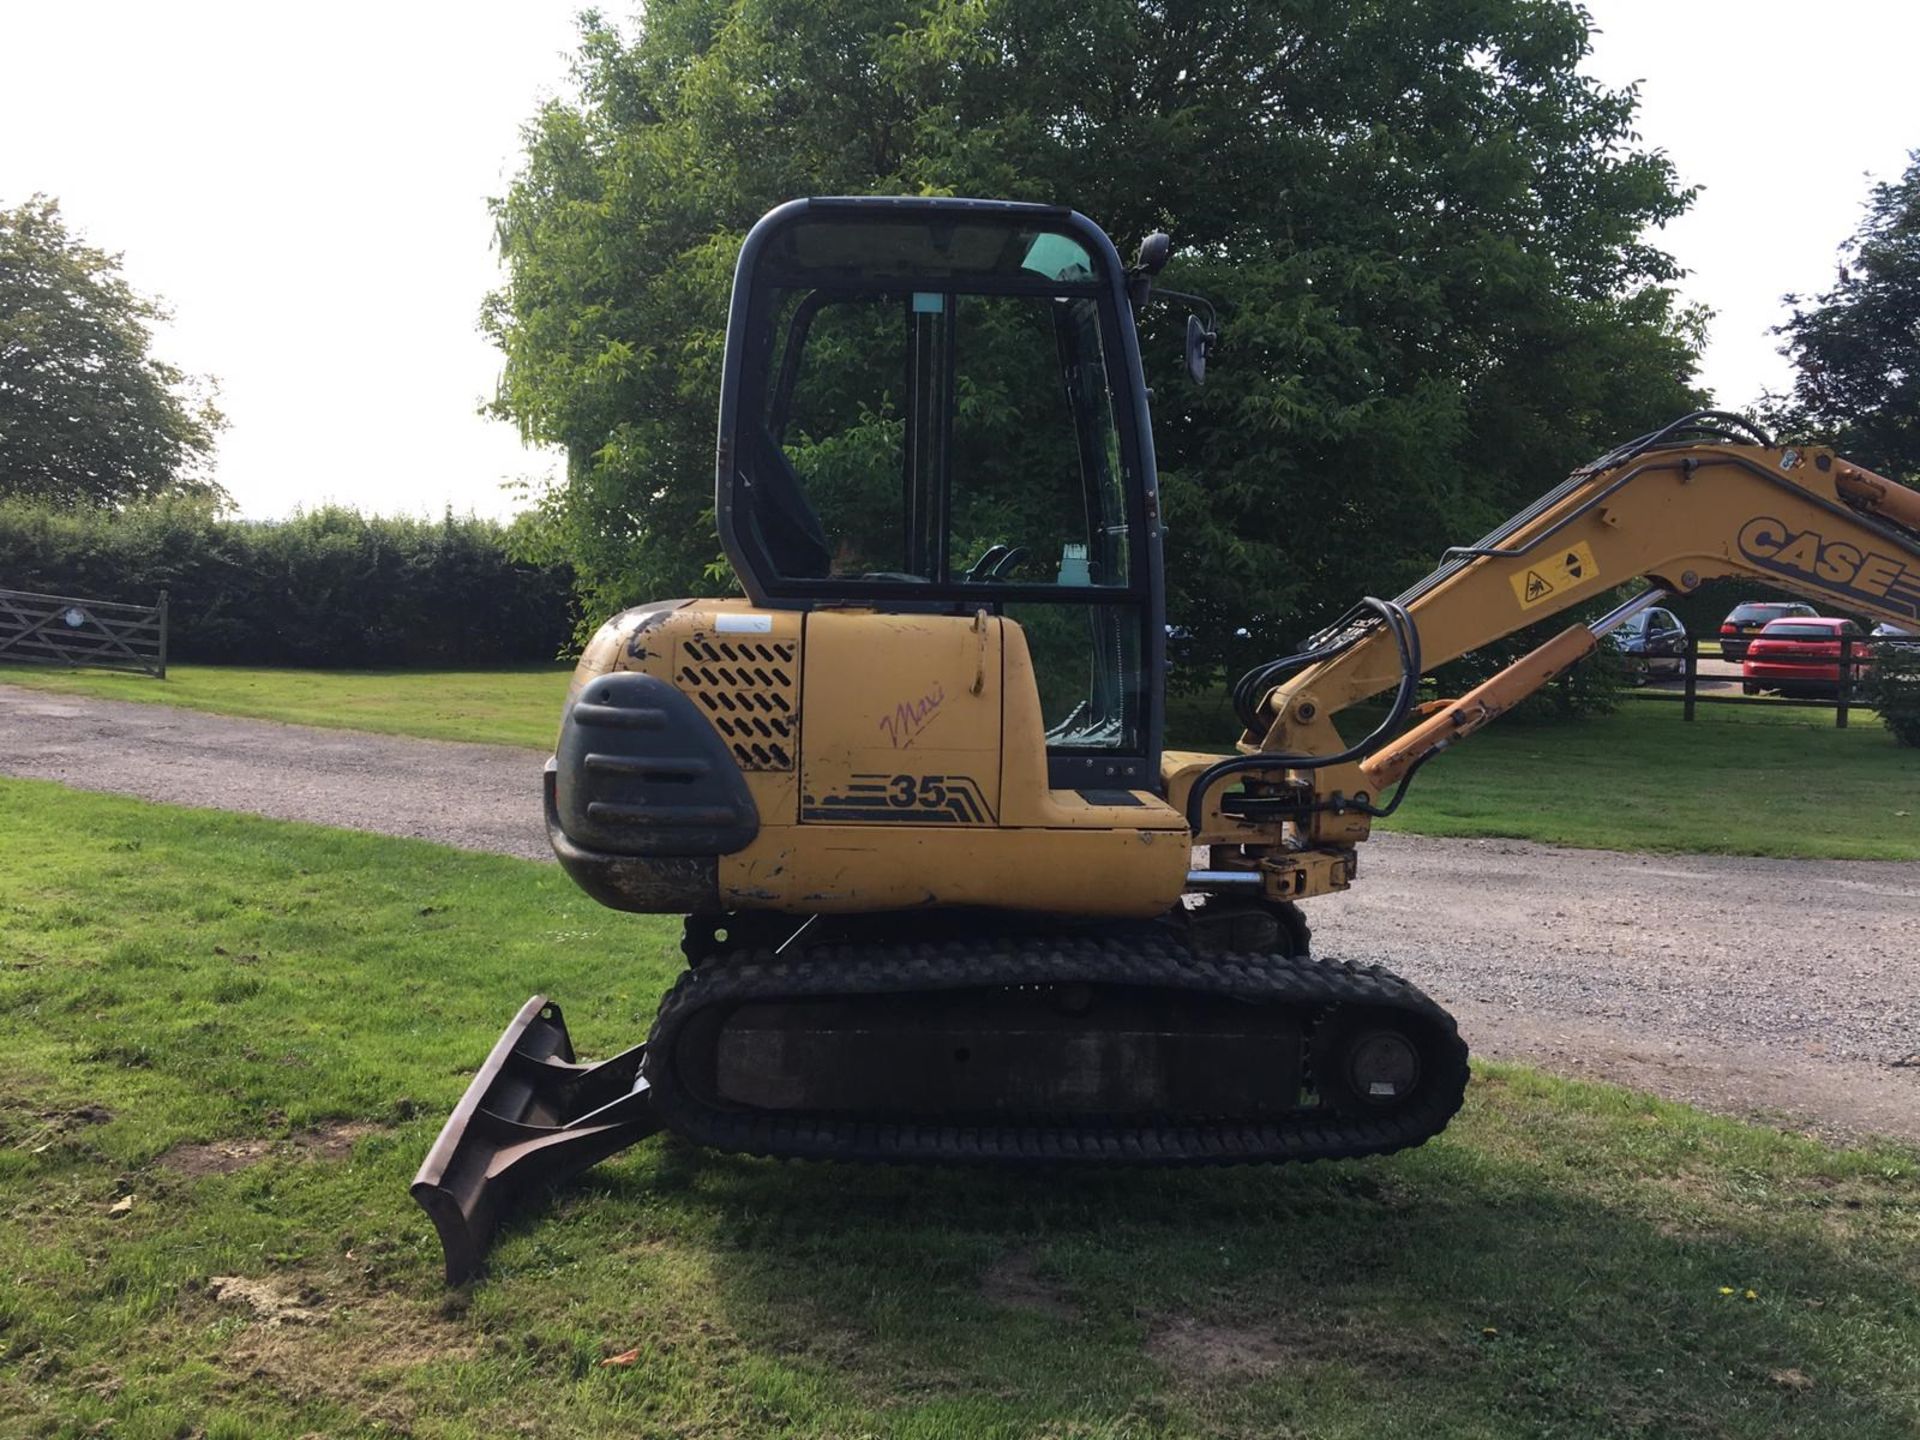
[
  {"x1": 999, "y1": 624, "x2": 1189, "y2": 833},
  {"x1": 570, "y1": 600, "x2": 1189, "y2": 918},
  {"x1": 800, "y1": 610, "x2": 1004, "y2": 827},
  {"x1": 718, "y1": 823, "x2": 1186, "y2": 917}
]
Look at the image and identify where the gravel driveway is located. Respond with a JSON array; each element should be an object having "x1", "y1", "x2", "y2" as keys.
[
  {"x1": 1, "y1": 684, "x2": 548, "y2": 860},
  {"x1": 5, "y1": 682, "x2": 1917, "y2": 1145}
]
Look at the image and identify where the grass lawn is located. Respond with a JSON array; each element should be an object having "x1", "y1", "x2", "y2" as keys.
[
  {"x1": 1168, "y1": 692, "x2": 1920, "y2": 861},
  {"x1": 3, "y1": 780, "x2": 1918, "y2": 1438},
  {"x1": 0, "y1": 662, "x2": 572, "y2": 749},
  {"x1": 1382, "y1": 701, "x2": 1920, "y2": 859}
]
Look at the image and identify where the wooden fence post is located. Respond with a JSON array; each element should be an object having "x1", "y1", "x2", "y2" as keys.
[
  {"x1": 1837, "y1": 635, "x2": 1851, "y2": 729},
  {"x1": 1683, "y1": 638, "x2": 1697, "y2": 722}
]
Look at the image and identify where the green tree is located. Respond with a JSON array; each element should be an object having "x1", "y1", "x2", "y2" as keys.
[
  {"x1": 1766, "y1": 150, "x2": 1920, "y2": 483},
  {"x1": 0, "y1": 196, "x2": 225, "y2": 507},
  {"x1": 488, "y1": 0, "x2": 1702, "y2": 661}
]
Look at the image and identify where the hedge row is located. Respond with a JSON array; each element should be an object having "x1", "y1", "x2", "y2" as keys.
[
  {"x1": 0, "y1": 499, "x2": 575, "y2": 667},
  {"x1": 1869, "y1": 639, "x2": 1920, "y2": 748}
]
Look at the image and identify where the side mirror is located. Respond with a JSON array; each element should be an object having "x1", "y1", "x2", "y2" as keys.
[
  {"x1": 1186, "y1": 312, "x2": 1213, "y2": 386},
  {"x1": 1127, "y1": 232, "x2": 1172, "y2": 309}
]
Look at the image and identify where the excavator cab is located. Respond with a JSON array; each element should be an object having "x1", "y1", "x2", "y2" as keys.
[{"x1": 716, "y1": 197, "x2": 1167, "y2": 789}]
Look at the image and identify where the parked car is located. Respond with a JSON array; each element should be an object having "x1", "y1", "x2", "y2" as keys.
[
  {"x1": 1608, "y1": 606, "x2": 1687, "y2": 680},
  {"x1": 1740, "y1": 617, "x2": 1874, "y2": 696},
  {"x1": 1719, "y1": 600, "x2": 1819, "y2": 661},
  {"x1": 1871, "y1": 621, "x2": 1915, "y2": 639}
]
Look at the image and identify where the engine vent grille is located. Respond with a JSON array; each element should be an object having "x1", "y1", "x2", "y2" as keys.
[{"x1": 679, "y1": 638, "x2": 797, "y2": 771}]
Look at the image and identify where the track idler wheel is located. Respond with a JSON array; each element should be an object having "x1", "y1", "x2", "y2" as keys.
[{"x1": 1309, "y1": 1006, "x2": 1439, "y2": 1117}]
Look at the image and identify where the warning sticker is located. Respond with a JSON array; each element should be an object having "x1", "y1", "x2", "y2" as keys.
[{"x1": 1510, "y1": 541, "x2": 1599, "y2": 611}]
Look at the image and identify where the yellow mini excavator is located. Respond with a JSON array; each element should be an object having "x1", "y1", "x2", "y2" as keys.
[{"x1": 415, "y1": 196, "x2": 1920, "y2": 1281}]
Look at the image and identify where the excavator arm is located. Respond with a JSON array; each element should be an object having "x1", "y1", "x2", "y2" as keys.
[{"x1": 1183, "y1": 413, "x2": 1920, "y2": 886}]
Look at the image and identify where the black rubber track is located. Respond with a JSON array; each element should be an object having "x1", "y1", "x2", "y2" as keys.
[{"x1": 642, "y1": 933, "x2": 1468, "y2": 1165}]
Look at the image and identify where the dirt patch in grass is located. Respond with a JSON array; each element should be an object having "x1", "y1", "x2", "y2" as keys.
[
  {"x1": 981, "y1": 1248, "x2": 1078, "y2": 1319},
  {"x1": 1147, "y1": 1309, "x2": 1460, "y2": 1383},
  {"x1": 1147, "y1": 1316, "x2": 1301, "y2": 1379},
  {"x1": 207, "y1": 1275, "x2": 328, "y2": 1327},
  {"x1": 161, "y1": 1138, "x2": 274, "y2": 1176},
  {"x1": 158, "y1": 1121, "x2": 380, "y2": 1177},
  {"x1": 0, "y1": 1100, "x2": 112, "y2": 1150},
  {"x1": 211, "y1": 1277, "x2": 475, "y2": 1428}
]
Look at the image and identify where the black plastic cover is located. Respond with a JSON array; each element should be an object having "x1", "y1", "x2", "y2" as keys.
[
  {"x1": 553, "y1": 672, "x2": 759, "y2": 856},
  {"x1": 545, "y1": 763, "x2": 721, "y2": 914}
]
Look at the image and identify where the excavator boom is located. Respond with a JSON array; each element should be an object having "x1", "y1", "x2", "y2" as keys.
[
  {"x1": 1174, "y1": 414, "x2": 1920, "y2": 876},
  {"x1": 1263, "y1": 415, "x2": 1920, "y2": 738}
]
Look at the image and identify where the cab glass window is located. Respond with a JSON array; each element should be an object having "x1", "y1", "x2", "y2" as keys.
[
  {"x1": 761, "y1": 285, "x2": 1132, "y2": 593},
  {"x1": 1004, "y1": 601, "x2": 1141, "y2": 748},
  {"x1": 736, "y1": 214, "x2": 1149, "y2": 759},
  {"x1": 765, "y1": 293, "x2": 908, "y2": 579},
  {"x1": 948, "y1": 294, "x2": 1128, "y2": 591}
]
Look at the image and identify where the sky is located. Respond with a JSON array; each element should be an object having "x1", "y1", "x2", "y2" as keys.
[
  {"x1": 1581, "y1": 1, "x2": 1918, "y2": 411},
  {"x1": 1, "y1": 0, "x2": 583, "y2": 521},
  {"x1": 2, "y1": 1, "x2": 1916, "y2": 521}
]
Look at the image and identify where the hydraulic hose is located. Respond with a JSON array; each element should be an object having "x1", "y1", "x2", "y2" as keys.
[{"x1": 1186, "y1": 596, "x2": 1423, "y2": 833}]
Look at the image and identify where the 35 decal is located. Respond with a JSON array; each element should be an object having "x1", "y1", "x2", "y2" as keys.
[
  {"x1": 886, "y1": 774, "x2": 951, "y2": 809},
  {"x1": 803, "y1": 773, "x2": 994, "y2": 824},
  {"x1": 1737, "y1": 517, "x2": 1920, "y2": 620}
]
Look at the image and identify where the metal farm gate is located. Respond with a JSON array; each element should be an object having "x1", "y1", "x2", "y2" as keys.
[{"x1": 0, "y1": 587, "x2": 168, "y2": 677}]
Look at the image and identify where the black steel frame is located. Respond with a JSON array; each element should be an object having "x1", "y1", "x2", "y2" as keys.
[{"x1": 712, "y1": 196, "x2": 1169, "y2": 791}]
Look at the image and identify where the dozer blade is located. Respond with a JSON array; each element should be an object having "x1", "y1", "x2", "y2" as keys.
[{"x1": 412, "y1": 995, "x2": 659, "y2": 1285}]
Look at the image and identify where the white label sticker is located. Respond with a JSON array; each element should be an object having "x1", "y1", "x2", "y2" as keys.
[{"x1": 715, "y1": 613, "x2": 773, "y2": 634}]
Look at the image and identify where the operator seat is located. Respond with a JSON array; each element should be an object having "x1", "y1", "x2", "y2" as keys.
[{"x1": 746, "y1": 426, "x2": 832, "y2": 579}]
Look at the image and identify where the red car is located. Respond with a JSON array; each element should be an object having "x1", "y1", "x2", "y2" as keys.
[
  {"x1": 1718, "y1": 600, "x2": 1818, "y2": 661},
  {"x1": 1740, "y1": 617, "x2": 1873, "y2": 696}
]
